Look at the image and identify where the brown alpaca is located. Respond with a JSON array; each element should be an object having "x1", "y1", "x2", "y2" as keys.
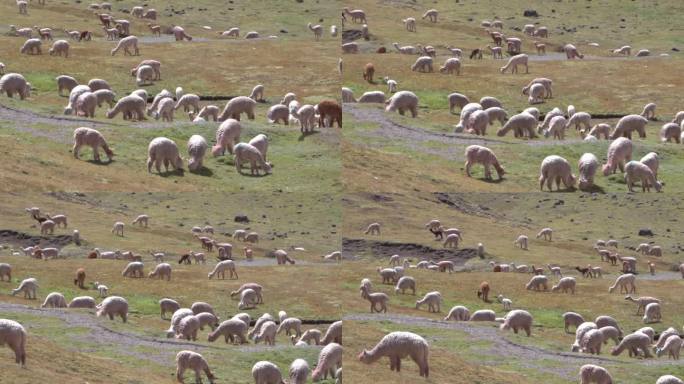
[
  {"x1": 376, "y1": 47, "x2": 387, "y2": 53},
  {"x1": 74, "y1": 268, "x2": 86, "y2": 289},
  {"x1": 363, "y1": 63, "x2": 375, "y2": 83},
  {"x1": 317, "y1": 100, "x2": 342, "y2": 128},
  {"x1": 178, "y1": 254, "x2": 192, "y2": 264},
  {"x1": 490, "y1": 33, "x2": 503, "y2": 46},
  {"x1": 531, "y1": 265, "x2": 544, "y2": 275},
  {"x1": 477, "y1": 281, "x2": 490, "y2": 302},
  {"x1": 606, "y1": 253, "x2": 618, "y2": 265},
  {"x1": 87, "y1": 251, "x2": 97, "y2": 259},
  {"x1": 79, "y1": 31, "x2": 92, "y2": 41},
  {"x1": 492, "y1": 265, "x2": 502, "y2": 272},
  {"x1": 575, "y1": 266, "x2": 591, "y2": 278},
  {"x1": 198, "y1": 237, "x2": 214, "y2": 252},
  {"x1": 470, "y1": 49, "x2": 483, "y2": 59}
]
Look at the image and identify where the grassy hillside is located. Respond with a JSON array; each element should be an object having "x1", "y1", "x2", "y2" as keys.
[
  {"x1": 0, "y1": 0, "x2": 344, "y2": 382},
  {"x1": 337, "y1": 1, "x2": 684, "y2": 383}
]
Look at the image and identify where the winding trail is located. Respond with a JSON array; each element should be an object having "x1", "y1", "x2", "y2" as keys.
[
  {"x1": 0, "y1": 302, "x2": 322, "y2": 366},
  {"x1": 344, "y1": 103, "x2": 608, "y2": 161},
  {"x1": 345, "y1": 312, "x2": 675, "y2": 380}
]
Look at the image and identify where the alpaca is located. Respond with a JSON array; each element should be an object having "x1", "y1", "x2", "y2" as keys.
[
  {"x1": 72, "y1": 127, "x2": 114, "y2": 163},
  {"x1": 358, "y1": 332, "x2": 429, "y2": 378},
  {"x1": 363, "y1": 63, "x2": 375, "y2": 83},
  {"x1": 364, "y1": 222, "x2": 381, "y2": 235},
  {"x1": 500, "y1": 54, "x2": 528, "y2": 74},
  {"x1": 477, "y1": 281, "x2": 490, "y2": 302},
  {"x1": 608, "y1": 274, "x2": 636, "y2": 294}
]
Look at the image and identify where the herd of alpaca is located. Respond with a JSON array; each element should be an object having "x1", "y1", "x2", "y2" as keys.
[
  {"x1": 3, "y1": 205, "x2": 345, "y2": 383},
  {"x1": 341, "y1": 8, "x2": 678, "y2": 194},
  {"x1": 353, "y1": 214, "x2": 684, "y2": 380}
]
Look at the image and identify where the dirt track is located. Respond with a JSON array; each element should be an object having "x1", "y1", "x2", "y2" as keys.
[
  {"x1": 0, "y1": 302, "x2": 328, "y2": 365},
  {"x1": 344, "y1": 104, "x2": 585, "y2": 162}
]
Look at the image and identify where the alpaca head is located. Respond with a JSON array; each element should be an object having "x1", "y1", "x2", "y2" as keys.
[{"x1": 358, "y1": 350, "x2": 372, "y2": 363}]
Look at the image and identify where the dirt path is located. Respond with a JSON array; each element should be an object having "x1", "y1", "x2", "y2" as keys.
[
  {"x1": 345, "y1": 312, "x2": 675, "y2": 380},
  {"x1": 0, "y1": 302, "x2": 301, "y2": 366},
  {"x1": 344, "y1": 104, "x2": 576, "y2": 161},
  {"x1": 342, "y1": 237, "x2": 478, "y2": 264}
]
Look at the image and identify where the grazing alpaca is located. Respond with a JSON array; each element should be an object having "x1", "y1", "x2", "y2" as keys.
[
  {"x1": 365, "y1": 223, "x2": 381, "y2": 235},
  {"x1": 477, "y1": 281, "x2": 490, "y2": 302},
  {"x1": 576, "y1": 266, "x2": 591, "y2": 278},
  {"x1": 358, "y1": 332, "x2": 430, "y2": 378},
  {"x1": 73, "y1": 268, "x2": 86, "y2": 289},
  {"x1": 363, "y1": 63, "x2": 375, "y2": 83},
  {"x1": 470, "y1": 49, "x2": 483, "y2": 59}
]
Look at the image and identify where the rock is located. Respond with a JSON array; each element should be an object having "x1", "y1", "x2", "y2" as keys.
[
  {"x1": 280, "y1": 29, "x2": 288, "y2": 34},
  {"x1": 672, "y1": 47, "x2": 680, "y2": 52},
  {"x1": 235, "y1": 215, "x2": 249, "y2": 223},
  {"x1": 638, "y1": 229, "x2": 654, "y2": 236},
  {"x1": 524, "y1": 10, "x2": 539, "y2": 17}
]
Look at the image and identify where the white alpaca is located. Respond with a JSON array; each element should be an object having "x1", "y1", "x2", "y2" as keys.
[
  {"x1": 539, "y1": 155, "x2": 576, "y2": 191},
  {"x1": 500, "y1": 54, "x2": 528, "y2": 74},
  {"x1": 121, "y1": 262, "x2": 144, "y2": 278},
  {"x1": 609, "y1": 115, "x2": 648, "y2": 139},
  {"x1": 110, "y1": 35, "x2": 139, "y2": 56},
  {"x1": 147, "y1": 137, "x2": 183, "y2": 173},
  {"x1": 496, "y1": 112, "x2": 537, "y2": 138},
  {"x1": 96, "y1": 296, "x2": 129, "y2": 322},
  {"x1": 358, "y1": 332, "x2": 429, "y2": 377},
  {"x1": 342, "y1": 87, "x2": 356, "y2": 103},
  {"x1": 608, "y1": 274, "x2": 636, "y2": 294},
  {"x1": 217, "y1": 96, "x2": 256, "y2": 121},
  {"x1": 148, "y1": 263, "x2": 172, "y2": 281},
  {"x1": 403, "y1": 17, "x2": 416, "y2": 32},
  {"x1": 112, "y1": 221, "x2": 124, "y2": 236},
  {"x1": 500, "y1": 309, "x2": 533, "y2": 336},
  {"x1": 660, "y1": 122, "x2": 681, "y2": 143},
  {"x1": 0, "y1": 73, "x2": 32, "y2": 100},
  {"x1": 288, "y1": 358, "x2": 310, "y2": 384},
  {"x1": 234, "y1": 143, "x2": 271, "y2": 176},
  {"x1": 359, "y1": 91, "x2": 386, "y2": 103},
  {"x1": 415, "y1": 291, "x2": 442, "y2": 312},
  {"x1": 564, "y1": 44, "x2": 584, "y2": 59},
  {"x1": 208, "y1": 260, "x2": 238, "y2": 280},
  {"x1": 176, "y1": 351, "x2": 215, "y2": 384},
  {"x1": 602, "y1": 137, "x2": 633, "y2": 175},
  {"x1": 578, "y1": 364, "x2": 612, "y2": 384},
  {"x1": 252, "y1": 361, "x2": 283, "y2": 384},
  {"x1": 444, "y1": 305, "x2": 470, "y2": 321},
  {"x1": 385, "y1": 91, "x2": 418, "y2": 117},
  {"x1": 642, "y1": 302, "x2": 661, "y2": 323},
  {"x1": 12, "y1": 278, "x2": 38, "y2": 299},
  {"x1": 312, "y1": 343, "x2": 343, "y2": 381},
  {"x1": 411, "y1": 56, "x2": 433, "y2": 73},
  {"x1": 68, "y1": 296, "x2": 97, "y2": 309},
  {"x1": 526, "y1": 275, "x2": 549, "y2": 291},
  {"x1": 0, "y1": 319, "x2": 27, "y2": 366},
  {"x1": 624, "y1": 161, "x2": 661, "y2": 192},
  {"x1": 41, "y1": 292, "x2": 67, "y2": 308},
  {"x1": 551, "y1": 277, "x2": 576, "y2": 294},
  {"x1": 439, "y1": 58, "x2": 461, "y2": 75},
  {"x1": 514, "y1": 235, "x2": 528, "y2": 249},
  {"x1": 187, "y1": 135, "x2": 208, "y2": 172}
]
